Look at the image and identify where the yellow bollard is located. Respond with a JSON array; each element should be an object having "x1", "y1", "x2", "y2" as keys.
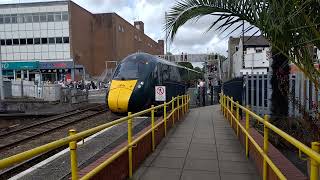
[
  {"x1": 245, "y1": 106, "x2": 250, "y2": 158},
  {"x1": 69, "y1": 129, "x2": 78, "y2": 180},
  {"x1": 164, "y1": 102, "x2": 167, "y2": 136},
  {"x1": 151, "y1": 105, "x2": 155, "y2": 151},
  {"x1": 310, "y1": 142, "x2": 320, "y2": 180},
  {"x1": 236, "y1": 101, "x2": 240, "y2": 137},
  {"x1": 128, "y1": 112, "x2": 133, "y2": 178},
  {"x1": 172, "y1": 97, "x2": 175, "y2": 126},
  {"x1": 263, "y1": 115, "x2": 269, "y2": 180}
]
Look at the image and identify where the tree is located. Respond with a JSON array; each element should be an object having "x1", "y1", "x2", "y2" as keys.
[
  {"x1": 165, "y1": 0, "x2": 320, "y2": 121},
  {"x1": 178, "y1": 62, "x2": 193, "y2": 69}
]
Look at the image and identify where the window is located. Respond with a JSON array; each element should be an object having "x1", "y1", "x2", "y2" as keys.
[
  {"x1": 26, "y1": 15, "x2": 32, "y2": 23},
  {"x1": 47, "y1": 13, "x2": 54, "y2": 22},
  {"x1": 27, "y1": 38, "x2": 33, "y2": 44},
  {"x1": 13, "y1": 39, "x2": 19, "y2": 45},
  {"x1": 20, "y1": 39, "x2": 26, "y2": 45},
  {"x1": 17, "y1": 15, "x2": 24, "y2": 23},
  {"x1": 33, "y1": 14, "x2": 40, "y2": 22},
  {"x1": 62, "y1": 12, "x2": 68, "y2": 21},
  {"x1": 49, "y1": 37, "x2": 55, "y2": 44},
  {"x1": 256, "y1": 49, "x2": 263, "y2": 53},
  {"x1": 34, "y1": 38, "x2": 40, "y2": 44},
  {"x1": 0, "y1": 39, "x2": 5, "y2": 45},
  {"x1": 63, "y1": 37, "x2": 69, "y2": 43},
  {"x1": 56, "y1": 37, "x2": 62, "y2": 44},
  {"x1": 118, "y1": 25, "x2": 121, "y2": 32},
  {"x1": 41, "y1": 38, "x2": 48, "y2": 44},
  {"x1": 40, "y1": 13, "x2": 47, "y2": 22},
  {"x1": 6, "y1": 39, "x2": 12, "y2": 45},
  {"x1": 0, "y1": 15, "x2": 3, "y2": 24},
  {"x1": 55, "y1": 13, "x2": 61, "y2": 21},
  {"x1": 11, "y1": 15, "x2": 17, "y2": 23},
  {"x1": 4, "y1": 16, "x2": 11, "y2": 23}
]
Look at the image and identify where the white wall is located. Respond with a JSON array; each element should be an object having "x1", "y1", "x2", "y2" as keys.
[
  {"x1": 0, "y1": 4, "x2": 70, "y2": 61},
  {"x1": 231, "y1": 39, "x2": 270, "y2": 77}
]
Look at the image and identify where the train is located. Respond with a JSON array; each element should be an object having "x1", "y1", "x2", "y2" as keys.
[{"x1": 106, "y1": 53, "x2": 201, "y2": 113}]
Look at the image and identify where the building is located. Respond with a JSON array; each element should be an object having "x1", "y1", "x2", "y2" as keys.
[
  {"x1": 224, "y1": 36, "x2": 270, "y2": 79},
  {"x1": 0, "y1": 1, "x2": 164, "y2": 82}
]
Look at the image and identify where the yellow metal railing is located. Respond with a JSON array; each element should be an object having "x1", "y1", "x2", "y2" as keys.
[
  {"x1": 220, "y1": 93, "x2": 320, "y2": 180},
  {"x1": 0, "y1": 94, "x2": 190, "y2": 180}
]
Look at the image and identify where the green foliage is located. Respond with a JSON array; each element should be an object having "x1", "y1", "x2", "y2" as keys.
[
  {"x1": 165, "y1": 0, "x2": 320, "y2": 87},
  {"x1": 178, "y1": 62, "x2": 193, "y2": 69}
]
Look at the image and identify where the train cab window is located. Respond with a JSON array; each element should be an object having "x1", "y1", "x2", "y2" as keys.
[{"x1": 113, "y1": 58, "x2": 150, "y2": 80}]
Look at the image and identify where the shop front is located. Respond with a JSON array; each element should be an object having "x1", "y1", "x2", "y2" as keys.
[
  {"x1": 39, "y1": 61, "x2": 73, "y2": 82},
  {"x1": 1, "y1": 61, "x2": 39, "y2": 81}
]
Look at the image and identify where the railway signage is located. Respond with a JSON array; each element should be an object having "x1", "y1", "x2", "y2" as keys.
[{"x1": 155, "y1": 86, "x2": 166, "y2": 101}]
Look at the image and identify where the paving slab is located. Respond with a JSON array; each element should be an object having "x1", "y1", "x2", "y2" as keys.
[{"x1": 134, "y1": 105, "x2": 260, "y2": 180}]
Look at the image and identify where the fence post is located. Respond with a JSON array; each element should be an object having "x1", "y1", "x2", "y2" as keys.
[
  {"x1": 69, "y1": 129, "x2": 78, "y2": 180},
  {"x1": 164, "y1": 102, "x2": 167, "y2": 136},
  {"x1": 181, "y1": 95, "x2": 184, "y2": 116},
  {"x1": 236, "y1": 101, "x2": 239, "y2": 137},
  {"x1": 223, "y1": 95, "x2": 226, "y2": 117},
  {"x1": 185, "y1": 95, "x2": 187, "y2": 113},
  {"x1": 177, "y1": 97, "x2": 180, "y2": 120},
  {"x1": 310, "y1": 142, "x2": 320, "y2": 180},
  {"x1": 245, "y1": 106, "x2": 250, "y2": 158},
  {"x1": 230, "y1": 97, "x2": 234, "y2": 127},
  {"x1": 172, "y1": 97, "x2": 175, "y2": 125},
  {"x1": 227, "y1": 97, "x2": 229, "y2": 121},
  {"x1": 263, "y1": 115, "x2": 269, "y2": 180},
  {"x1": 128, "y1": 112, "x2": 133, "y2": 178},
  {"x1": 151, "y1": 105, "x2": 155, "y2": 151}
]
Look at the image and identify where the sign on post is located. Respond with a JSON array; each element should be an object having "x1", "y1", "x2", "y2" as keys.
[{"x1": 155, "y1": 86, "x2": 166, "y2": 101}]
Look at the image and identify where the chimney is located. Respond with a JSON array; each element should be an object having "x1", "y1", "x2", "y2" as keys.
[{"x1": 134, "y1": 21, "x2": 144, "y2": 33}]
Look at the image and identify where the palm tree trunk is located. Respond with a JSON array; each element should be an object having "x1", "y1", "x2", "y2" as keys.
[{"x1": 270, "y1": 49, "x2": 289, "y2": 120}]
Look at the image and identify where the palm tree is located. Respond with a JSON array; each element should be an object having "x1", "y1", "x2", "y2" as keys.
[{"x1": 165, "y1": 0, "x2": 320, "y2": 121}]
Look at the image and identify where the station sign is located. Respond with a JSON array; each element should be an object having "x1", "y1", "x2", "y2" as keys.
[
  {"x1": 1, "y1": 61, "x2": 39, "y2": 70},
  {"x1": 155, "y1": 86, "x2": 166, "y2": 101},
  {"x1": 39, "y1": 61, "x2": 73, "y2": 69}
]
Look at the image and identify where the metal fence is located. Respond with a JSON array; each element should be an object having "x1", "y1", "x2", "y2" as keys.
[{"x1": 237, "y1": 72, "x2": 319, "y2": 118}]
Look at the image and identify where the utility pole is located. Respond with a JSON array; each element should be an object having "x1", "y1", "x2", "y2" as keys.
[
  {"x1": 165, "y1": 12, "x2": 168, "y2": 57},
  {"x1": 0, "y1": 38, "x2": 4, "y2": 100}
]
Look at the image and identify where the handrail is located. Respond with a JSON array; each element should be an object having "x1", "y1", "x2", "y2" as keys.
[
  {"x1": 220, "y1": 94, "x2": 320, "y2": 180},
  {"x1": 0, "y1": 94, "x2": 191, "y2": 180}
]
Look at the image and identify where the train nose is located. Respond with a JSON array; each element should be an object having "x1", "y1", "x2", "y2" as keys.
[{"x1": 107, "y1": 80, "x2": 137, "y2": 113}]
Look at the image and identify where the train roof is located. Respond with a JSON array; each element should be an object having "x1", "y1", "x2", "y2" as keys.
[{"x1": 126, "y1": 53, "x2": 201, "y2": 74}]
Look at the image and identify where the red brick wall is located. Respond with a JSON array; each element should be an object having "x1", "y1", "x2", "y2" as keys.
[
  {"x1": 227, "y1": 116, "x2": 307, "y2": 180},
  {"x1": 78, "y1": 109, "x2": 185, "y2": 179}
]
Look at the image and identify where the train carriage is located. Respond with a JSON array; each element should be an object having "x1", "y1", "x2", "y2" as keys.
[{"x1": 106, "y1": 53, "x2": 200, "y2": 113}]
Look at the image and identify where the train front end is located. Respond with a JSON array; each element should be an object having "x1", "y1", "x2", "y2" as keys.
[{"x1": 107, "y1": 54, "x2": 154, "y2": 113}]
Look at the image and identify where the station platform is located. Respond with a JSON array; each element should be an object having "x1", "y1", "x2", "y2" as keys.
[{"x1": 133, "y1": 105, "x2": 259, "y2": 180}]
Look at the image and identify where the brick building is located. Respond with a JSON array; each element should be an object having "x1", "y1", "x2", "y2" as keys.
[{"x1": 0, "y1": 1, "x2": 164, "y2": 82}]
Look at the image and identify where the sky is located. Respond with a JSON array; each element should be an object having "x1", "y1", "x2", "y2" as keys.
[{"x1": 0, "y1": 0, "x2": 247, "y2": 57}]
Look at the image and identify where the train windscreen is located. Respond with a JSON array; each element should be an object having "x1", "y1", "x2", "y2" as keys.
[{"x1": 113, "y1": 59, "x2": 150, "y2": 80}]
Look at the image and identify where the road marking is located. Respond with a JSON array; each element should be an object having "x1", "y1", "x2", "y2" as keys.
[{"x1": 9, "y1": 125, "x2": 115, "y2": 180}]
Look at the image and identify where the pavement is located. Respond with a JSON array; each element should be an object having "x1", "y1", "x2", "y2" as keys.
[{"x1": 133, "y1": 105, "x2": 260, "y2": 180}]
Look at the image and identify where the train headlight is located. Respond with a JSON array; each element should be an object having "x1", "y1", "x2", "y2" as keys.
[{"x1": 137, "y1": 81, "x2": 144, "y2": 89}]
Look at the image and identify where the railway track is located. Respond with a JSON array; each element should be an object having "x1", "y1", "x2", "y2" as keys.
[
  {"x1": 0, "y1": 105, "x2": 106, "y2": 152},
  {"x1": 0, "y1": 105, "x2": 109, "y2": 179}
]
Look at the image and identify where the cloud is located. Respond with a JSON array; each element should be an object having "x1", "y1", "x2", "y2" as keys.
[{"x1": 0, "y1": 0, "x2": 255, "y2": 56}]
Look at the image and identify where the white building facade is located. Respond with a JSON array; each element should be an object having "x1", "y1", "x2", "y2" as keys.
[
  {"x1": 0, "y1": 1, "x2": 74, "y2": 82},
  {"x1": 229, "y1": 36, "x2": 270, "y2": 78}
]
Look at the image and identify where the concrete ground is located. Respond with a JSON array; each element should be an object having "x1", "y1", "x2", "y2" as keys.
[{"x1": 133, "y1": 105, "x2": 260, "y2": 180}]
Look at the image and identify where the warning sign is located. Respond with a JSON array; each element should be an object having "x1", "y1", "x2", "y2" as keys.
[{"x1": 155, "y1": 86, "x2": 166, "y2": 101}]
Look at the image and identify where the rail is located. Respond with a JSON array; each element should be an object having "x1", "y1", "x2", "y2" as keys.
[
  {"x1": 220, "y1": 93, "x2": 320, "y2": 180},
  {"x1": 0, "y1": 94, "x2": 190, "y2": 180}
]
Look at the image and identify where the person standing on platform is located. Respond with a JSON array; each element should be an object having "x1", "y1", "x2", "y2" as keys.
[{"x1": 199, "y1": 79, "x2": 206, "y2": 106}]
